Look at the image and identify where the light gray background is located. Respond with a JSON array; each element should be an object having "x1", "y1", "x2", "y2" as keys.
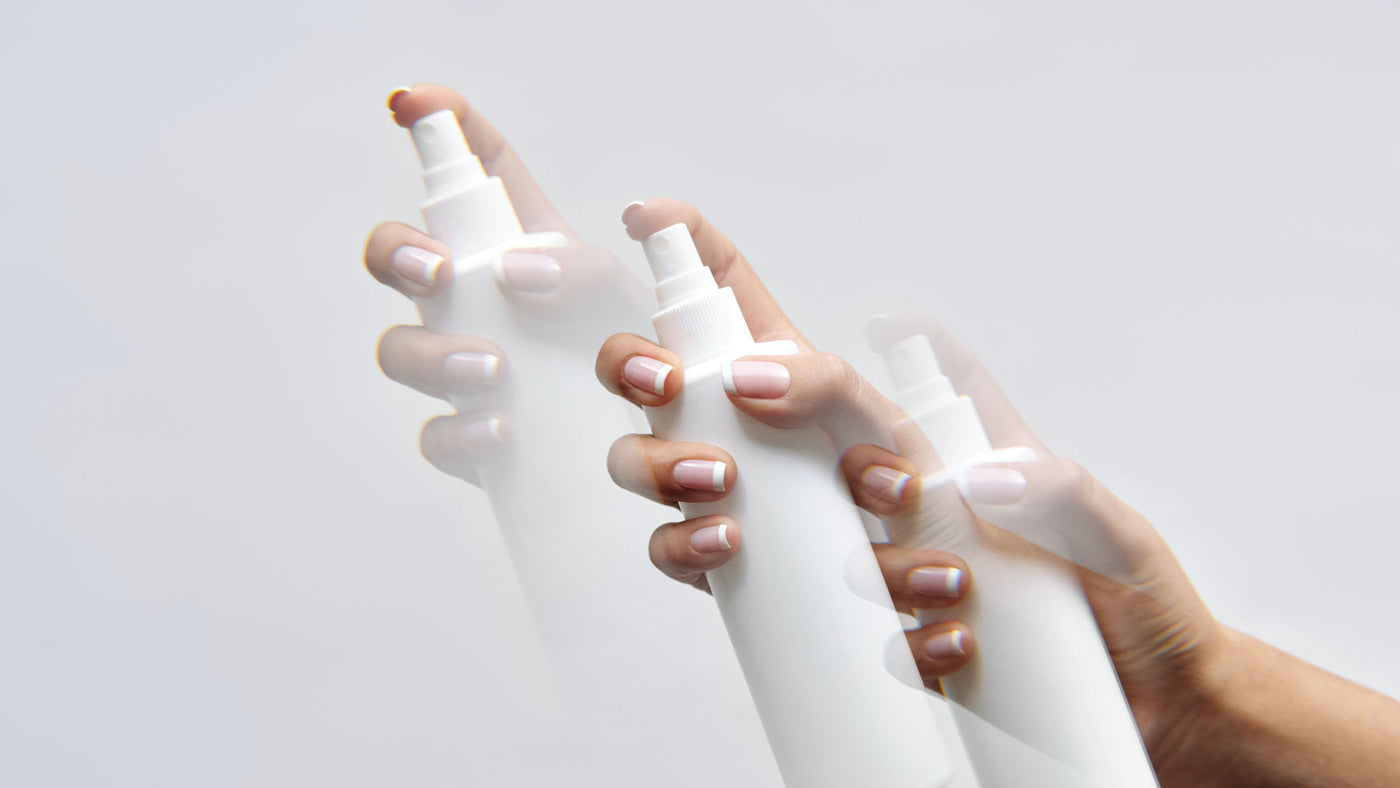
[{"x1": 2, "y1": 1, "x2": 1397, "y2": 785}]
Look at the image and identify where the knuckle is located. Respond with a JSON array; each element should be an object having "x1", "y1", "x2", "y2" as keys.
[
  {"x1": 648, "y1": 523, "x2": 687, "y2": 578},
  {"x1": 814, "y1": 352, "x2": 859, "y2": 396},
  {"x1": 376, "y1": 325, "x2": 414, "y2": 379},
  {"x1": 1045, "y1": 458, "x2": 1098, "y2": 510},
  {"x1": 605, "y1": 434, "x2": 640, "y2": 486},
  {"x1": 418, "y1": 416, "x2": 451, "y2": 466}
]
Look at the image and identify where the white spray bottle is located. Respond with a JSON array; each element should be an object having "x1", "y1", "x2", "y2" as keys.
[
  {"x1": 639, "y1": 224, "x2": 953, "y2": 788},
  {"x1": 883, "y1": 334, "x2": 1159, "y2": 788},
  {"x1": 403, "y1": 112, "x2": 781, "y2": 786}
]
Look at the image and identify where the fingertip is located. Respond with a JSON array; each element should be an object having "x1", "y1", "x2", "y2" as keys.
[
  {"x1": 620, "y1": 197, "x2": 699, "y2": 242},
  {"x1": 919, "y1": 625, "x2": 976, "y2": 672},
  {"x1": 689, "y1": 520, "x2": 740, "y2": 554},
  {"x1": 623, "y1": 355, "x2": 676, "y2": 399},
  {"x1": 387, "y1": 85, "x2": 412, "y2": 112},
  {"x1": 651, "y1": 517, "x2": 741, "y2": 583},
  {"x1": 386, "y1": 83, "x2": 472, "y2": 130},
  {"x1": 621, "y1": 200, "x2": 648, "y2": 235}
]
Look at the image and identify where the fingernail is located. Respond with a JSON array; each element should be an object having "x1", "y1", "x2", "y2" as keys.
[
  {"x1": 690, "y1": 523, "x2": 732, "y2": 553},
  {"x1": 674, "y1": 460, "x2": 727, "y2": 492},
  {"x1": 621, "y1": 200, "x2": 646, "y2": 225},
  {"x1": 443, "y1": 352, "x2": 501, "y2": 388},
  {"x1": 909, "y1": 567, "x2": 964, "y2": 598},
  {"x1": 623, "y1": 356, "x2": 673, "y2": 396},
  {"x1": 387, "y1": 85, "x2": 412, "y2": 110},
  {"x1": 722, "y1": 361, "x2": 790, "y2": 398},
  {"x1": 960, "y1": 467, "x2": 1028, "y2": 505},
  {"x1": 860, "y1": 465, "x2": 912, "y2": 504},
  {"x1": 461, "y1": 417, "x2": 506, "y2": 448},
  {"x1": 924, "y1": 629, "x2": 968, "y2": 660},
  {"x1": 496, "y1": 252, "x2": 562, "y2": 292},
  {"x1": 391, "y1": 245, "x2": 443, "y2": 288}
]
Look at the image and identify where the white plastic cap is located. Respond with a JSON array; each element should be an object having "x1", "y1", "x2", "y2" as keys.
[
  {"x1": 411, "y1": 109, "x2": 488, "y2": 199},
  {"x1": 642, "y1": 223, "x2": 752, "y2": 366},
  {"x1": 642, "y1": 223, "x2": 720, "y2": 310},
  {"x1": 886, "y1": 335, "x2": 957, "y2": 407},
  {"x1": 884, "y1": 334, "x2": 991, "y2": 465},
  {"x1": 411, "y1": 109, "x2": 524, "y2": 259}
]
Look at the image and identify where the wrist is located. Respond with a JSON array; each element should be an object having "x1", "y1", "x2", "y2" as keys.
[{"x1": 1142, "y1": 622, "x2": 1244, "y2": 786}]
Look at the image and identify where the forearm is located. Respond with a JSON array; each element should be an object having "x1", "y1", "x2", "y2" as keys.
[{"x1": 1158, "y1": 626, "x2": 1400, "y2": 787}]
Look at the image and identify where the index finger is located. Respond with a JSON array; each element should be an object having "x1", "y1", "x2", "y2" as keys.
[{"x1": 388, "y1": 84, "x2": 578, "y2": 242}]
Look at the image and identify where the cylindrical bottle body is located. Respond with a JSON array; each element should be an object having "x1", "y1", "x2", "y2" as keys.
[
  {"x1": 916, "y1": 518, "x2": 1158, "y2": 787},
  {"x1": 415, "y1": 230, "x2": 780, "y2": 786},
  {"x1": 647, "y1": 340, "x2": 952, "y2": 788}
]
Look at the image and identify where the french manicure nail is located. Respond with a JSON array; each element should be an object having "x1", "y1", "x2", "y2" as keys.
[
  {"x1": 722, "y1": 361, "x2": 790, "y2": 398},
  {"x1": 909, "y1": 567, "x2": 964, "y2": 598},
  {"x1": 961, "y1": 467, "x2": 1028, "y2": 505},
  {"x1": 860, "y1": 465, "x2": 912, "y2": 504},
  {"x1": 621, "y1": 200, "x2": 646, "y2": 224},
  {"x1": 387, "y1": 85, "x2": 412, "y2": 109},
  {"x1": 623, "y1": 356, "x2": 673, "y2": 396},
  {"x1": 443, "y1": 352, "x2": 501, "y2": 388},
  {"x1": 391, "y1": 245, "x2": 443, "y2": 288},
  {"x1": 690, "y1": 523, "x2": 732, "y2": 553},
  {"x1": 924, "y1": 629, "x2": 968, "y2": 660},
  {"x1": 674, "y1": 460, "x2": 727, "y2": 492},
  {"x1": 461, "y1": 417, "x2": 506, "y2": 448},
  {"x1": 496, "y1": 252, "x2": 562, "y2": 292}
]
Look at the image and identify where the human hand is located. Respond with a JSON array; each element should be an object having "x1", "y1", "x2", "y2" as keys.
[
  {"x1": 596, "y1": 198, "x2": 979, "y2": 685},
  {"x1": 367, "y1": 84, "x2": 652, "y2": 485}
]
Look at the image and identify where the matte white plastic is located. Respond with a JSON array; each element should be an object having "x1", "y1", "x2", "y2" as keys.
[
  {"x1": 885, "y1": 335, "x2": 1159, "y2": 788},
  {"x1": 403, "y1": 115, "x2": 779, "y2": 785},
  {"x1": 642, "y1": 228, "x2": 953, "y2": 788}
]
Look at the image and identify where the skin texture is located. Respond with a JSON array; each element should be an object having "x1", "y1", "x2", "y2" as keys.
[{"x1": 367, "y1": 84, "x2": 1400, "y2": 787}]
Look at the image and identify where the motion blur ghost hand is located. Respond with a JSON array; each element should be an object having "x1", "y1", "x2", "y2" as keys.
[
  {"x1": 365, "y1": 84, "x2": 652, "y2": 485},
  {"x1": 617, "y1": 292, "x2": 1400, "y2": 786}
]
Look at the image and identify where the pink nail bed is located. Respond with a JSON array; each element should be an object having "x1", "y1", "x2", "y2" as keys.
[
  {"x1": 722, "y1": 361, "x2": 791, "y2": 398},
  {"x1": 443, "y1": 352, "x2": 500, "y2": 387},
  {"x1": 461, "y1": 417, "x2": 506, "y2": 448},
  {"x1": 496, "y1": 252, "x2": 562, "y2": 292},
  {"x1": 674, "y1": 460, "x2": 727, "y2": 492},
  {"x1": 391, "y1": 245, "x2": 443, "y2": 288},
  {"x1": 861, "y1": 465, "x2": 912, "y2": 503},
  {"x1": 924, "y1": 629, "x2": 968, "y2": 660},
  {"x1": 962, "y1": 467, "x2": 1028, "y2": 505},
  {"x1": 690, "y1": 523, "x2": 732, "y2": 553},
  {"x1": 623, "y1": 356, "x2": 673, "y2": 396},
  {"x1": 909, "y1": 567, "x2": 963, "y2": 598}
]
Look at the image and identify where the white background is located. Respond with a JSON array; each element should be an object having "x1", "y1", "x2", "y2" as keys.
[{"x1": 2, "y1": 1, "x2": 1397, "y2": 785}]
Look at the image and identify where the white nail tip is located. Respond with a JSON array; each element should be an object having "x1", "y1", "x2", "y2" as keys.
[
  {"x1": 945, "y1": 567, "x2": 963, "y2": 596},
  {"x1": 653, "y1": 363, "x2": 673, "y2": 396},
  {"x1": 393, "y1": 246, "x2": 443, "y2": 286},
  {"x1": 889, "y1": 471, "x2": 912, "y2": 499},
  {"x1": 482, "y1": 417, "x2": 502, "y2": 439},
  {"x1": 712, "y1": 461, "x2": 727, "y2": 492},
  {"x1": 482, "y1": 355, "x2": 500, "y2": 385},
  {"x1": 716, "y1": 522, "x2": 731, "y2": 550},
  {"x1": 721, "y1": 362, "x2": 737, "y2": 395},
  {"x1": 950, "y1": 629, "x2": 965, "y2": 656}
]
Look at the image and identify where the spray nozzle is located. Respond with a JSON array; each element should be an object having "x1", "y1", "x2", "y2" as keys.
[
  {"x1": 880, "y1": 331, "x2": 993, "y2": 466},
  {"x1": 643, "y1": 223, "x2": 719, "y2": 310},
  {"x1": 411, "y1": 109, "x2": 488, "y2": 198},
  {"x1": 886, "y1": 335, "x2": 946, "y2": 392}
]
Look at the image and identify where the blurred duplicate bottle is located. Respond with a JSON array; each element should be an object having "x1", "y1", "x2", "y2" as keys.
[
  {"x1": 882, "y1": 333, "x2": 1159, "y2": 788},
  {"x1": 398, "y1": 110, "x2": 777, "y2": 786}
]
